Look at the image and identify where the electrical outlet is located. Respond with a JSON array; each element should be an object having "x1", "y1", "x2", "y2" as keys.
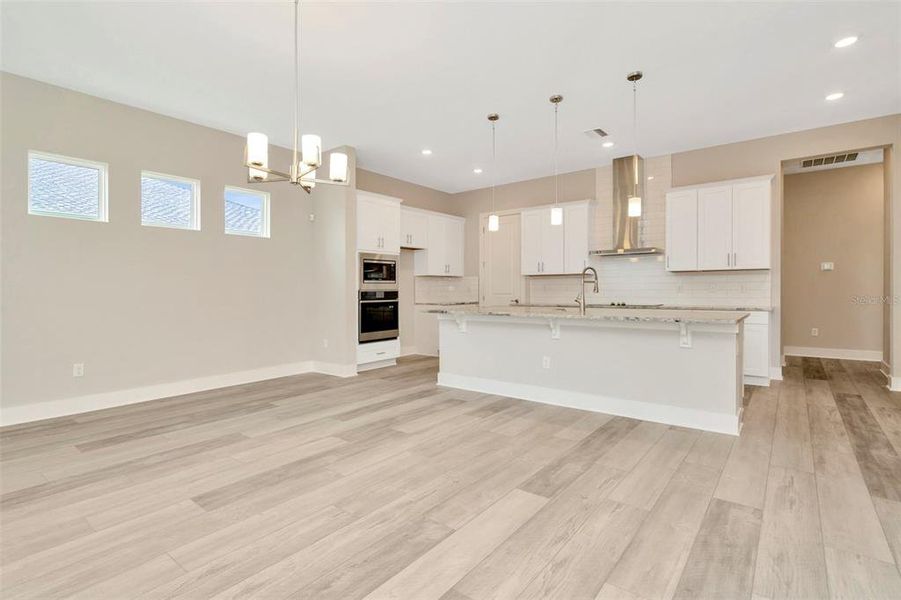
[
  {"x1": 72, "y1": 363, "x2": 84, "y2": 377},
  {"x1": 322, "y1": 338, "x2": 329, "y2": 348},
  {"x1": 811, "y1": 328, "x2": 819, "y2": 337},
  {"x1": 821, "y1": 262, "x2": 834, "y2": 271},
  {"x1": 542, "y1": 356, "x2": 551, "y2": 369},
  {"x1": 308, "y1": 214, "x2": 316, "y2": 222}
]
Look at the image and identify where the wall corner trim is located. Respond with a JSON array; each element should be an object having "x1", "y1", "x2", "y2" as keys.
[{"x1": 0, "y1": 361, "x2": 356, "y2": 427}]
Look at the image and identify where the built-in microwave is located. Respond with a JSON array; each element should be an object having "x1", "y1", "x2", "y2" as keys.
[{"x1": 360, "y1": 253, "x2": 397, "y2": 290}]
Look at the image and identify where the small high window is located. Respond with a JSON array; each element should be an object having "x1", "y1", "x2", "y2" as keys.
[
  {"x1": 224, "y1": 186, "x2": 269, "y2": 238},
  {"x1": 141, "y1": 171, "x2": 200, "y2": 230},
  {"x1": 28, "y1": 151, "x2": 108, "y2": 221}
]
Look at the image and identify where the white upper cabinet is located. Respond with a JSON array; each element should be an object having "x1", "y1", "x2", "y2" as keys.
[
  {"x1": 667, "y1": 176, "x2": 772, "y2": 272},
  {"x1": 521, "y1": 201, "x2": 589, "y2": 275},
  {"x1": 698, "y1": 185, "x2": 733, "y2": 270},
  {"x1": 400, "y1": 207, "x2": 429, "y2": 249},
  {"x1": 665, "y1": 189, "x2": 698, "y2": 271},
  {"x1": 357, "y1": 191, "x2": 401, "y2": 254},
  {"x1": 731, "y1": 180, "x2": 771, "y2": 269},
  {"x1": 413, "y1": 212, "x2": 465, "y2": 276},
  {"x1": 563, "y1": 202, "x2": 590, "y2": 273}
]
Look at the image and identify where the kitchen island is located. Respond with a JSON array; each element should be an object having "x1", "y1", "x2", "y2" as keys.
[{"x1": 433, "y1": 306, "x2": 749, "y2": 435}]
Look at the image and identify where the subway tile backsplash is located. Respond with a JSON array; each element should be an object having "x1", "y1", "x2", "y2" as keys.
[
  {"x1": 415, "y1": 276, "x2": 479, "y2": 304},
  {"x1": 526, "y1": 256, "x2": 771, "y2": 308}
]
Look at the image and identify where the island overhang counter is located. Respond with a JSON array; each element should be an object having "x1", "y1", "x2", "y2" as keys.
[{"x1": 433, "y1": 306, "x2": 749, "y2": 435}]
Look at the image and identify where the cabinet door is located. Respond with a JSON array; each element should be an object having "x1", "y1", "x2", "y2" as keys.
[
  {"x1": 665, "y1": 190, "x2": 698, "y2": 271},
  {"x1": 380, "y1": 202, "x2": 401, "y2": 254},
  {"x1": 427, "y1": 215, "x2": 447, "y2": 274},
  {"x1": 732, "y1": 180, "x2": 771, "y2": 269},
  {"x1": 563, "y1": 203, "x2": 589, "y2": 274},
  {"x1": 521, "y1": 209, "x2": 543, "y2": 275},
  {"x1": 697, "y1": 186, "x2": 733, "y2": 270},
  {"x1": 743, "y1": 322, "x2": 769, "y2": 377},
  {"x1": 541, "y1": 212, "x2": 565, "y2": 274},
  {"x1": 357, "y1": 196, "x2": 383, "y2": 252},
  {"x1": 445, "y1": 218, "x2": 465, "y2": 276},
  {"x1": 401, "y1": 209, "x2": 428, "y2": 249}
]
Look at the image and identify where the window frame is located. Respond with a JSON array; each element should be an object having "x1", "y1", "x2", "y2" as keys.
[
  {"x1": 27, "y1": 150, "x2": 109, "y2": 222},
  {"x1": 140, "y1": 170, "x2": 202, "y2": 231},
  {"x1": 224, "y1": 185, "x2": 270, "y2": 239}
]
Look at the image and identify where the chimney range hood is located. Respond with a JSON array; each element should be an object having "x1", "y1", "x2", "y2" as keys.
[{"x1": 591, "y1": 154, "x2": 661, "y2": 257}]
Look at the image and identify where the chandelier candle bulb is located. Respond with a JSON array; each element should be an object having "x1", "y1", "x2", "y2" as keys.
[
  {"x1": 329, "y1": 152, "x2": 348, "y2": 182},
  {"x1": 301, "y1": 134, "x2": 322, "y2": 167},
  {"x1": 488, "y1": 214, "x2": 499, "y2": 232},
  {"x1": 247, "y1": 132, "x2": 269, "y2": 180}
]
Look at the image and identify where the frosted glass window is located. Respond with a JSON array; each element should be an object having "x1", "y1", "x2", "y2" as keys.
[
  {"x1": 224, "y1": 187, "x2": 269, "y2": 237},
  {"x1": 28, "y1": 151, "x2": 107, "y2": 221},
  {"x1": 141, "y1": 171, "x2": 200, "y2": 230}
]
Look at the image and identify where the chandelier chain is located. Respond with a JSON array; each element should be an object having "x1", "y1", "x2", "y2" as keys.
[{"x1": 293, "y1": 0, "x2": 300, "y2": 173}]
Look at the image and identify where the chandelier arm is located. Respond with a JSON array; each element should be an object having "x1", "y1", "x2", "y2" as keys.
[{"x1": 242, "y1": 162, "x2": 293, "y2": 180}]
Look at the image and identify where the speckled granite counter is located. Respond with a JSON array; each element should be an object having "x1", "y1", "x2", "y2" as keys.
[{"x1": 429, "y1": 305, "x2": 749, "y2": 326}]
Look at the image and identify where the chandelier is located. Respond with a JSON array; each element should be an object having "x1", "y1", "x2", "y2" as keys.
[{"x1": 243, "y1": 0, "x2": 348, "y2": 192}]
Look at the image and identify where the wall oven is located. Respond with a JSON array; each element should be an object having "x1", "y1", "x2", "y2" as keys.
[
  {"x1": 359, "y1": 290, "x2": 399, "y2": 343},
  {"x1": 360, "y1": 253, "x2": 397, "y2": 290}
]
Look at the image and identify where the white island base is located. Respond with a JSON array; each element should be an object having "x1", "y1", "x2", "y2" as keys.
[{"x1": 436, "y1": 308, "x2": 747, "y2": 435}]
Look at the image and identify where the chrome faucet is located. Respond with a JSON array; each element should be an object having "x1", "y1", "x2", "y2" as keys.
[{"x1": 575, "y1": 266, "x2": 599, "y2": 316}]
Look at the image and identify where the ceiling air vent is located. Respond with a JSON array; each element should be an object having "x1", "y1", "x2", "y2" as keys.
[{"x1": 584, "y1": 127, "x2": 609, "y2": 138}]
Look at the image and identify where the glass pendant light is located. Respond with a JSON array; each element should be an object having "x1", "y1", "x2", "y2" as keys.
[
  {"x1": 487, "y1": 113, "x2": 500, "y2": 232},
  {"x1": 627, "y1": 71, "x2": 643, "y2": 218},
  {"x1": 549, "y1": 95, "x2": 563, "y2": 226}
]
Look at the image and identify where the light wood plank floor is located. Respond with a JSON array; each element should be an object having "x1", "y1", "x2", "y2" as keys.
[{"x1": 2, "y1": 355, "x2": 901, "y2": 599}]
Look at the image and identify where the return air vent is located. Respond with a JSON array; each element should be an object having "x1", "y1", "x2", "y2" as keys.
[{"x1": 801, "y1": 152, "x2": 859, "y2": 169}]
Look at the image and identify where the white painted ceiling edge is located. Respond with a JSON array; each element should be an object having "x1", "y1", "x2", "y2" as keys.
[{"x1": 1, "y1": 1, "x2": 899, "y2": 193}]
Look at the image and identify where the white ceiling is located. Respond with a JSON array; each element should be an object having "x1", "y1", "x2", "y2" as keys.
[{"x1": 2, "y1": 1, "x2": 899, "y2": 193}]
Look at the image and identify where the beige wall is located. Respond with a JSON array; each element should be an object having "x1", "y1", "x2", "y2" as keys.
[
  {"x1": 451, "y1": 169, "x2": 596, "y2": 275},
  {"x1": 783, "y1": 164, "x2": 884, "y2": 353},
  {"x1": 670, "y1": 114, "x2": 900, "y2": 373},
  {"x1": 356, "y1": 169, "x2": 458, "y2": 215},
  {"x1": 0, "y1": 74, "x2": 357, "y2": 410}
]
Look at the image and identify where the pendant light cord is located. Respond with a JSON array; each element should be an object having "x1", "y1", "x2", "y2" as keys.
[
  {"x1": 554, "y1": 103, "x2": 559, "y2": 207},
  {"x1": 632, "y1": 79, "x2": 639, "y2": 195},
  {"x1": 491, "y1": 121, "x2": 496, "y2": 213},
  {"x1": 292, "y1": 0, "x2": 300, "y2": 175}
]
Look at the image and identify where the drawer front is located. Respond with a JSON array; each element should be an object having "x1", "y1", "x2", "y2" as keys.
[{"x1": 357, "y1": 339, "x2": 400, "y2": 364}]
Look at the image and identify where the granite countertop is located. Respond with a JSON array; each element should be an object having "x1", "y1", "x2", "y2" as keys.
[
  {"x1": 519, "y1": 303, "x2": 773, "y2": 312},
  {"x1": 415, "y1": 301, "x2": 479, "y2": 306},
  {"x1": 429, "y1": 305, "x2": 749, "y2": 325}
]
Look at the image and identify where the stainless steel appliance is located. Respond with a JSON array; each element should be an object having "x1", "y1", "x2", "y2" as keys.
[
  {"x1": 360, "y1": 253, "x2": 397, "y2": 290},
  {"x1": 359, "y1": 289, "x2": 399, "y2": 343},
  {"x1": 592, "y1": 154, "x2": 661, "y2": 257}
]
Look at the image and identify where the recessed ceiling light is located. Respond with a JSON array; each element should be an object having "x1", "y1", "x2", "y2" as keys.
[
  {"x1": 473, "y1": 168, "x2": 483, "y2": 174},
  {"x1": 825, "y1": 92, "x2": 844, "y2": 101},
  {"x1": 421, "y1": 149, "x2": 432, "y2": 156},
  {"x1": 602, "y1": 141, "x2": 614, "y2": 148},
  {"x1": 834, "y1": 36, "x2": 858, "y2": 48}
]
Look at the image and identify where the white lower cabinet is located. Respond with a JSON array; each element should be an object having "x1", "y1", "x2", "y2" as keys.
[
  {"x1": 357, "y1": 339, "x2": 400, "y2": 367},
  {"x1": 743, "y1": 311, "x2": 770, "y2": 383}
]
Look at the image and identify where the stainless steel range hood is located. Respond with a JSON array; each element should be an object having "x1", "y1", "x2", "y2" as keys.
[{"x1": 591, "y1": 154, "x2": 661, "y2": 257}]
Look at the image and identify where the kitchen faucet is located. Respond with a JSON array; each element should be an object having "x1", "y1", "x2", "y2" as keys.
[{"x1": 575, "y1": 266, "x2": 599, "y2": 316}]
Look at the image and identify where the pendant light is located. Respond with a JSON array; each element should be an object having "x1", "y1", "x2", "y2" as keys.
[
  {"x1": 487, "y1": 113, "x2": 500, "y2": 232},
  {"x1": 549, "y1": 95, "x2": 563, "y2": 226},
  {"x1": 242, "y1": 0, "x2": 348, "y2": 192},
  {"x1": 627, "y1": 71, "x2": 643, "y2": 217}
]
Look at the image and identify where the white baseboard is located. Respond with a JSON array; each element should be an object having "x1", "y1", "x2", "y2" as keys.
[
  {"x1": 889, "y1": 376, "x2": 901, "y2": 392},
  {"x1": 311, "y1": 362, "x2": 358, "y2": 378},
  {"x1": 0, "y1": 360, "x2": 358, "y2": 427},
  {"x1": 784, "y1": 346, "x2": 883, "y2": 362},
  {"x1": 437, "y1": 372, "x2": 739, "y2": 436},
  {"x1": 400, "y1": 345, "x2": 418, "y2": 357},
  {"x1": 745, "y1": 375, "x2": 770, "y2": 387},
  {"x1": 769, "y1": 367, "x2": 784, "y2": 381}
]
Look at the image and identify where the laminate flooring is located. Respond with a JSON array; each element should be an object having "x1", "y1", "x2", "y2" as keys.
[{"x1": 1, "y1": 355, "x2": 900, "y2": 599}]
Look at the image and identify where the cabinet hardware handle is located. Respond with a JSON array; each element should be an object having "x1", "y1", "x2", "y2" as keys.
[
  {"x1": 727, "y1": 253, "x2": 730, "y2": 267},
  {"x1": 733, "y1": 252, "x2": 737, "y2": 266},
  {"x1": 666, "y1": 255, "x2": 670, "y2": 268}
]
